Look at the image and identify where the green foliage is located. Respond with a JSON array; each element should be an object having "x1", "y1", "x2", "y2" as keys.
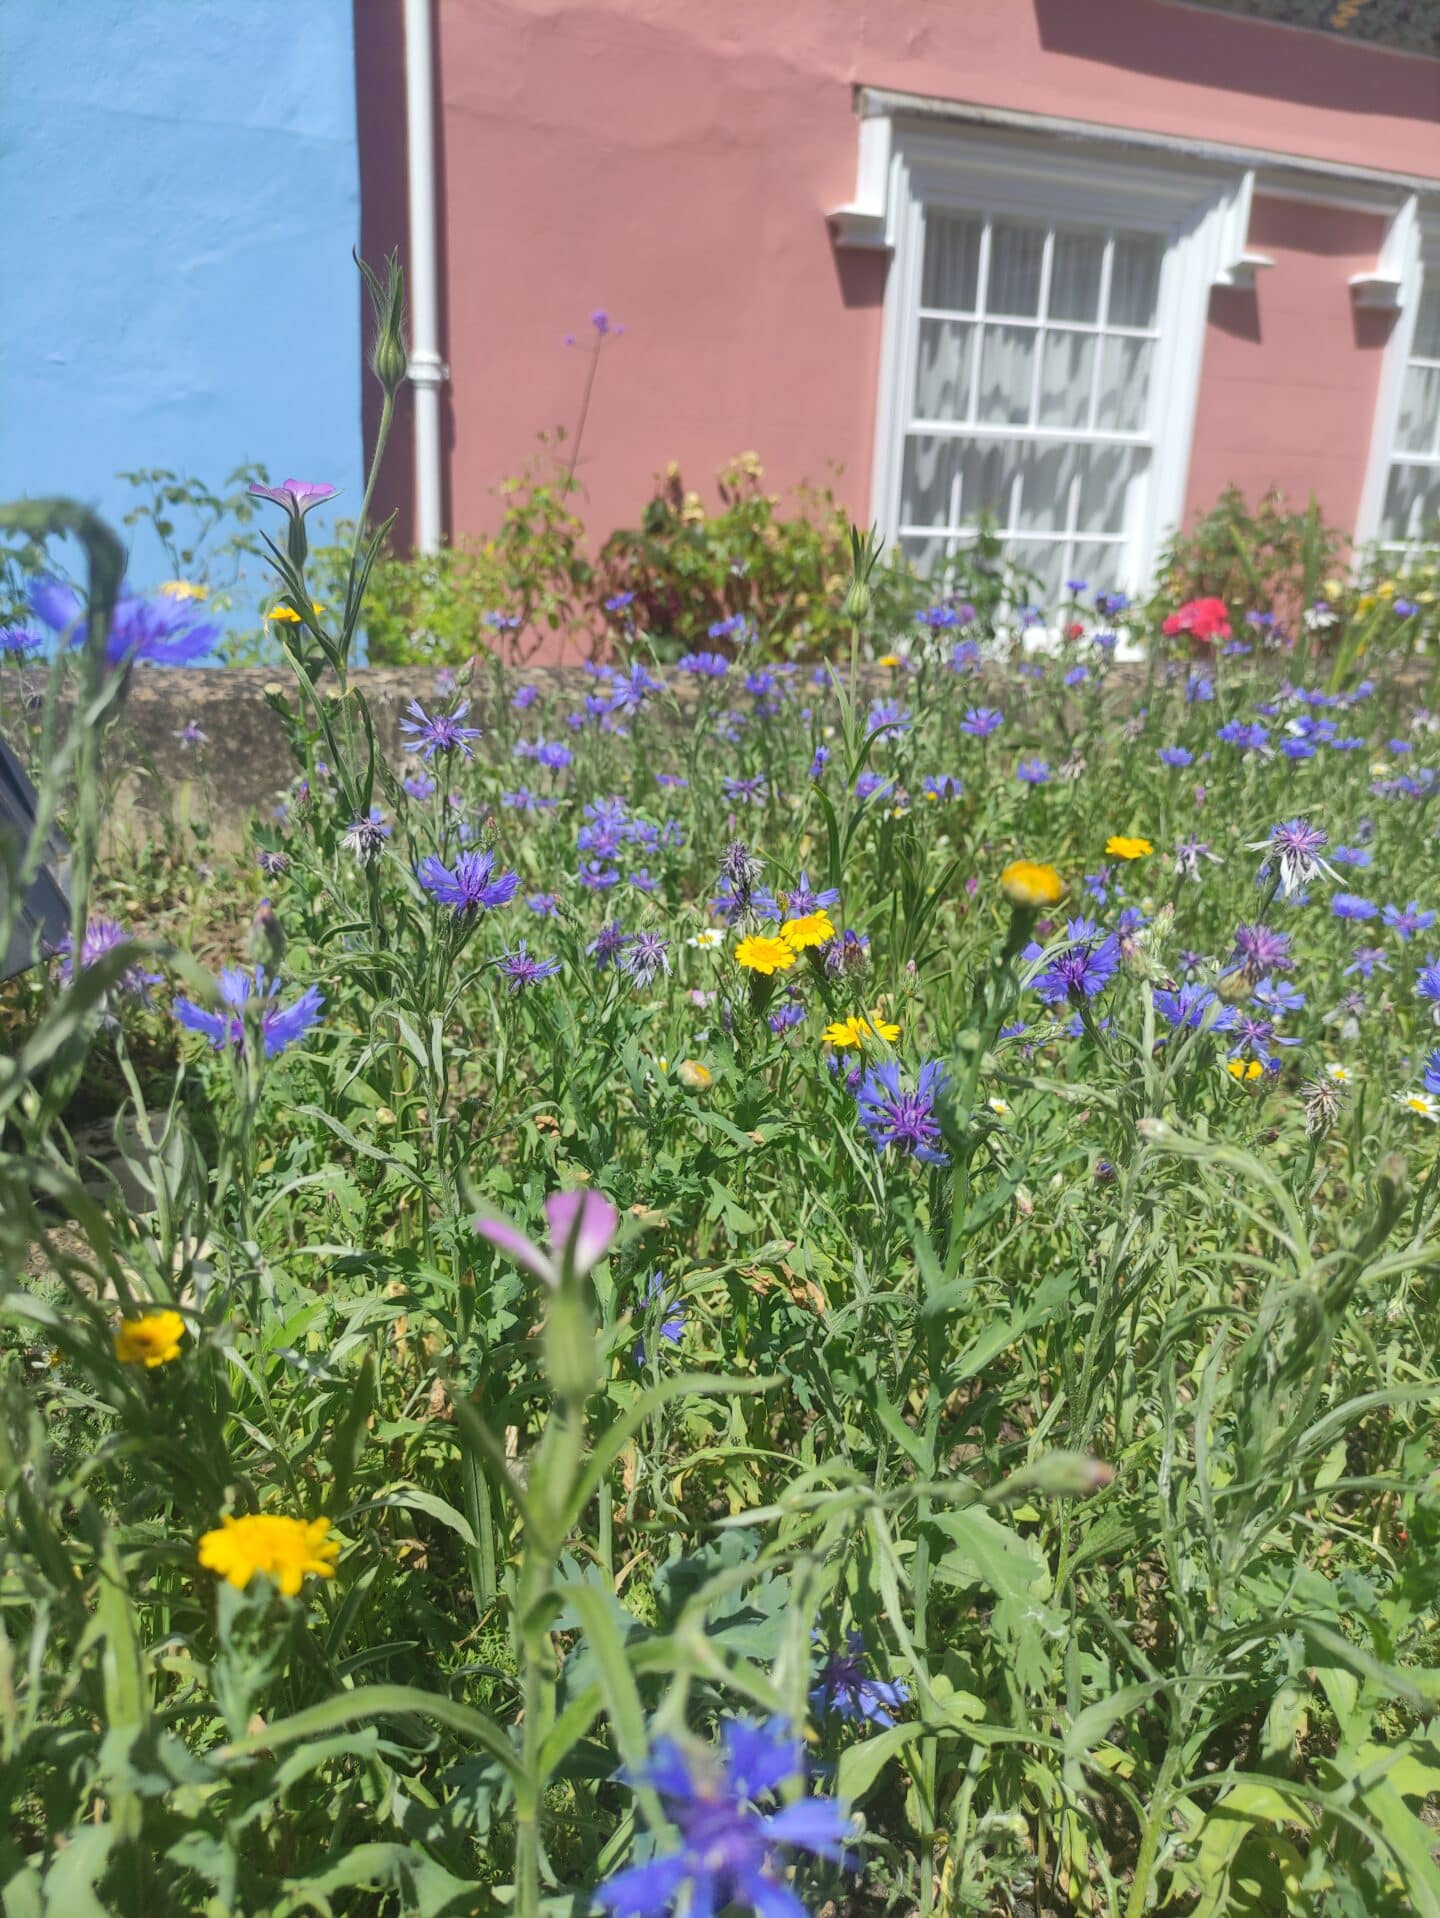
[{"x1": 1154, "y1": 483, "x2": 1349, "y2": 624}]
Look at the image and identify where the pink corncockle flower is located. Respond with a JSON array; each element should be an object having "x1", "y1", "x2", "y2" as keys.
[
  {"x1": 247, "y1": 479, "x2": 338, "y2": 516},
  {"x1": 474, "y1": 1189, "x2": 619, "y2": 1291}
]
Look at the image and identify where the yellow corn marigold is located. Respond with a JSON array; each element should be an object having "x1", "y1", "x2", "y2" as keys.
[
  {"x1": 198, "y1": 1513, "x2": 339, "y2": 1597},
  {"x1": 113, "y1": 1309, "x2": 185, "y2": 1368},
  {"x1": 999, "y1": 859, "x2": 1065, "y2": 909},
  {"x1": 676, "y1": 1059, "x2": 713, "y2": 1089},
  {"x1": 823, "y1": 1013, "x2": 901, "y2": 1047},
  {"x1": 1105, "y1": 835, "x2": 1153, "y2": 861},
  {"x1": 734, "y1": 934, "x2": 796, "y2": 976},
  {"x1": 780, "y1": 911, "x2": 835, "y2": 952},
  {"x1": 1226, "y1": 1059, "x2": 1265, "y2": 1083}
]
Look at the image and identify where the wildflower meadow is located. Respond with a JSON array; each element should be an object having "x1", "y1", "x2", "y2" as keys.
[{"x1": 4, "y1": 265, "x2": 1440, "y2": 1918}]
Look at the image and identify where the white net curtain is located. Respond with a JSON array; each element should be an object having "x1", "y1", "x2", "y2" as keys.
[
  {"x1": 1381, "y1": 270, "x2": 1440, "y2": 558},
  {"x1": 899, "y1": 211, "x2": 1164, "y2": 605}
]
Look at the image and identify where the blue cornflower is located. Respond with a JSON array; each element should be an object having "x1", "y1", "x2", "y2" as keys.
[
  {"x1": 620, "y1": 931, "x2": 671, "y2": 989},
  {"x1": 1332, "y1": 893, "x2": 1376, "y2": 922},
  {"x1": 961, "y1": 706, "x2": 1004, "y2": 738},
  {"x1": 402, "y1": 772, "x2": 438, "y2": 801},
  {"x1": 1016, "y1": 758, "x2": 1051, "y2": 785},
  {"x1": 53, "y1": 919, "x2": 161, "y2": 1000},
  {"x1": 497, "y1": 943, "x2": 562, "y2": 991},
  {"x1": 174, "y1": 966, "x2": 324, "y2": 1058},
  {"x1": 769, "y1": 1000, "x2": 807, "y2": 1034},
  {"x1": 30, "y1": 577, "x2": 218, "y2": 669},
  {"x1": 1384, "y1": 901, "x2": 1435, "y2": 940},
  {"x1": 417, "y1": 850, "x2": 520, "y2": 915},
  {"x1": 1250, "y1": 818, "x2": 1335, "y2": 897},
  {"x1": 853, "y1": 772, "x2": 893, "y2": 803},
  {"x1": 1253, "y1": 975, "x2": 1306, "y2": 1016},
  {"x1": 633, "y1": 1271, "x2": 685, "y2": 1367},
  {"x1": 855, "y1": 1060, "x2": 950, "y2": 1165},
  {"x1": 867, "y1": 698, "x2": 911, "y2": 736},
  {"x1": 629, "y1": 869, "x2": 658, "y2": 894},
  {"x1": 1062, "y1": 664, "x2": 1088, "y2": 688},
  {"x1": 781, "y1": 870, "x2": 840, "y2": 916},
  {"x1": 1395, "y1": 598, "x2": 1419, "y2": 617},
  {"x1": 811, "y1": 1632, "x2": 909, "y2": 1728},
  {"x1": 1281, "y1": 738, "x2": 1317, "y2": 761},
  {"x1": 502, "y1": 788, "x2": 558, "y2": 812},
  {"x1": 1, "y1": 625, "x2": 42, "y2": 655},
  {"x1": 605, "y1": 662, "x2": 665, "y2": 710},
  {"x1": 399, "y1": 697, "x2": 482, "y2": 760},
  {"x1": 597, "y1": 1719, "x2": 851, "y2": 1918},
  {"x1": 676, "y1": 651, "x2": 730, "y2": 677},
  {"x1": 808, "y1": 744, "x2": 830, "y2": 780},
  {"x1": 1216, "y1": 720, "x2": 1269, "y2": 751},
  {"x1": 1346, "y1": 946, "x2": 1389, "y2": 979},
  {"x1": 707, "y1": 613, "x2": 754, "y2": 645},
  {"x1": 1096, "y1": 591, "x2": 1130, "y2": 616},
  {"x1": 578, "y1": 860, "x2": 622, "y2": 891},
  {"x1": 526, "y1": 892, "x2": 560, "y2": 916},
  {"x1": 1152, "y1": 984, "x2": 1235, "y2": 1033},
  {"x1": 1332, "y1": 845, "x2": 1372, "y2": 868},
  {"x1": 1031, "y1": 930, "x2": 1122, "y2": 1005},
  {"x1": 1158, "y1": 745, "x2": 1193, "y2": 769},
  {"x1": 1186, "y1": 673, "x2": 1214, "y2": 704},
  {"x1": 921, "y1": 772, "x2": 963, "y2": 800},
  {"x1": 604, "y1": 591, "x2": 636, "y2": 613},
  {"x1": 511, "y1": 683, "x2": 539, "y2": 709},
  {"x1": 947, "y1": 638, "x2": 981, "y2": 672},
  {"x1": 915, "y1": 604, "x2": 960, "y2": 628},
  {"x1": 723, "y1": 774, "x2": 768, "y2": 806},
  {"x1": 1424, "y1": 1049, "x2": 1440, "y2": 1097},
  {"x1": 1233, "y1": 923, "x2": 1293, "y2": 977}
]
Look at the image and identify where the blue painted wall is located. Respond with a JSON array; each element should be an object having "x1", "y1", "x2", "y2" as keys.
[{"x1": 0, "y1": 0, "x2": 363, "y2": 629}]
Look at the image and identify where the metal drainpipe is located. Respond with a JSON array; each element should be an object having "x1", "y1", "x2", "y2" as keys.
[{"x1": 404, "y1": 0, "x2": 446, "y2": 554}]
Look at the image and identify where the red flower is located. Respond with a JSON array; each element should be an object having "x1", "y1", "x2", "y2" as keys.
[{"x1": 1162, "y1": 596, "x2": 1231, "y2": 644}]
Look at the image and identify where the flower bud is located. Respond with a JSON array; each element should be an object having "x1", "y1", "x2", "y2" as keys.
[
  {"x1": 358, "y1": 249, "x2": 409, "y2": 397},
  {"x1": 677, "y1": 1059, "x2": 712, "y2": 1090},
  {"x1": 246, "y1": 899, "x2": 286, "y2": 970}
]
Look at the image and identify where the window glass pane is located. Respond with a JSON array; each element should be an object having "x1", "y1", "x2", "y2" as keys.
[
  {"x1": 1381, "y1": 465, "x2": 1440, "y2": 545},
  {"x1": 1095, "y1": 337, "x2": 1152, "y2": 433},
  {"x1": 1014, "y1": 445, "x2": 1078, "y2": 534},
  {"x1": 1070, "y1": 539, "x2": 1123, "y2": 597},
  {"x1": 1038, "y1": 332, "x2": 1096, "y2": 429},
  {"x1": 1413, "y1": 275, "x2": 1440, "y2": 361},
  {"x1": 987, "y1": 222, "x2": 1045, "y2": 317},
  {"x1": 977, "y1": 325, "x2": 1036, "y2": 425},
  {"x1": 1396, "y1": 365, "x2": 1440, "y2": 457},
  {"x1": 1078, "y1": 445, "x2": 1136, "y2": 536},
  {"x1": 955, "y1": 443, "x2": 1014, "y2": 526},
  {"x1": 913, "y1": 318, "x2": 975, "y2": 422},
  {"x1": 900, "y1": 435, "x2": 957, "y2": 529},
  {"x1": 1007, "y1": 541, "x2": 1065, "y2": 608},
  {"x1": 1047, "y1": 231, "x2": 1104, "y2": 323},
  {"x1": 922, "y1": 215, "x2": 982, "y2": 311},
  {"x1": 899, "y1": 533, "x2": 950, "y2": 577},
  {"x1": 1108, "y1": 233, "x2": 1162, "y2": 328}
]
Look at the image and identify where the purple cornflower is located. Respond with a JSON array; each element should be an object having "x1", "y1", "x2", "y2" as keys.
[
  {"x1": 578, "y1": 860, "x2": 621, "y2": 891},
  {"x1": 587, "y1": 922, "x2": 629, "y2": 969},
  {"x1": 1153, "y1": 984, "x2": 1235, "y2": 1033},
  {"x1": 342, "y1": 808, "x2": 391, "y2": 866},
  {"x1": 620, "y1": 931, "x2": 671, "y2": 989},
  {"x1": 526, "y1": 892, "x2": 559, "y2": 916},
  {"x1": 769, "y1": 1000, "x2": 806, "y2": 1033},
  {"x1": 502, "y1": 788, "x2": 558, "y2": 812},
  {"x1": 811, "y1": 1631, "x2": 909, "y2": 1728},
  {"x1": 961, "y1": 706, "x2": 1004, "y2": 738},
  {"x1": 855, "y1": 1060, "x2": 950, "y2": 1165},
  {"x1": 417, "y1": 850, "x2": 520, "y2": 915},
  {"x1": 825, "y1": 929, "x2": 870, "y2": 977},
  {"x1": 30, "y1": 578, "x2": 218, "y2": 670},
  {"x1": 257, "y1": 849, "x2": 289, "y2": 878},
  {"x1": 723, "y1": 774, "x2": 768, "y2": 805},
  {"x1": 718, "y1": 841, "x2": 765, "y2": 915},
  {"x1": 174, "y1": 966, "x2": 324, "y2": 1058},
  {"x1": 399, "y1": 697, "x2": 482, "y2": 760},
  {"x1": 633, "y1": 1271, "x2": 685, "y2": 1368},
  {"x1": 605, "y1": 662, "x2": 665, "y2": 710},
  {"x1": 1016, "y1": 758, "x2": 1051, "y2": 786},
  {"x1": 173, "y1": 719, "x2": 208, "y2": 748},
  {"x1": 1250, "y1": 818, "x2": 1336, "y2": 898},
  {"x1": 1345, "y1": 946, "x2": 1389, "y2": 980},
  {"x1": 604, "y1": 591, "x2": 636, "y2": 613},
  {"x1": 1173, "y1": 838, "x2": 1220, "y2": 882},
  {"x1": 1158, "y1": 746, "x2": 1193, "y2": 769},
  {"x1": 1031, "y1": 929, "x2": 1123, "y2": 1006},
  {"x1": 1233, "y1": 923, "x2": 1293, "y2": 978},
  {"x1": 53, "y1": 919, "x2": 159, "y2": 1000},
  {"x1": 629, "y1": 869, "x2": 658, "y2": 894},
  {"x1": 1332, "y1": 845, "x2": 1372, "y2": 868},
  {"x1": 1332, "y1": 893, "x2": 1376, "y2": 922},
  {"x1": 402, "y1": 772, "x2": 438, "y2": 801},
  {"x1": 1383, "y1": 900, "x2": 1435, "y2": 941},
  {"x1": 496, "y1": 943, "x2": 562, "y2": 991},
  {"x1": 512, "y1": 684, "x2": 540, "y2": 709},
  {"x1": 948, "y1": 638, "x2": 981, "y2": 671},
  {"x1": 247, "y1": 477, "x2": 337, "y2": 515},
  {"x1": 597, "y1": 1719, "x2": 851, "y2": 1918}
]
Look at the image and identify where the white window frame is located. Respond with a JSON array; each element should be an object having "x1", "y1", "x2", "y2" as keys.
[
  {"x1": 1355, "y1": 202, "x2": 1440, "y2": 564},
  {"x1": 862, "y1": 122, "x2": 1258, "y2": 598}
]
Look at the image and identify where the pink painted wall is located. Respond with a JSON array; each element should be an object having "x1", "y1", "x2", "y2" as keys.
[
  {"x1": 357, "y1": 0, "x2": 1440, "y2": 563},
  {"x1": 1185, "y1": 197, "x2": 1394, "y2": 535}
]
